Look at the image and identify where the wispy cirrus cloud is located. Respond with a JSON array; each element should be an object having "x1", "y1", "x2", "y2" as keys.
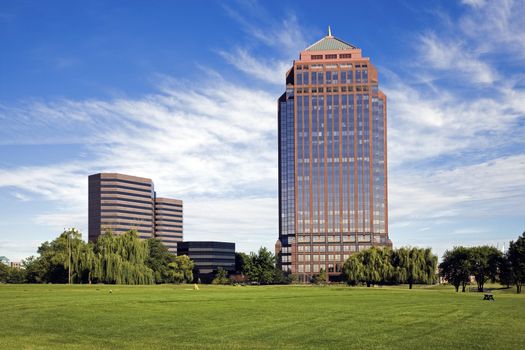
[
  {"x1": 1, "y1": 0, "x2": 524, "y2": 262},
  {"x1": 417, "y1": 32, "x2": 498, "y2": 84},
  {"x1": 219, "y1": 3, "x2": 308, "y2": 85},
  {"x1": 384, "y1": 0, "x2": 525, "y2": 254},
  {"x1": 0, "y1": 73, "x2": 280, "y2": 256}
]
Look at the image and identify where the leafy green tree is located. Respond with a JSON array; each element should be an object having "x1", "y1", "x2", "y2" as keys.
[
  {"x1": 272, "y1": 268, "x2": 294, "y2": 284},
  {"x1": 22, "y1": 256, "x2": 47, "y2": 283},
  {"x1": 0, "y1": 261, "x2": 9, "y2": 283},
  {"x1": 80, "y1": 242, "x2": 99, "y2": 284},
  {"x1": 95, "y1": 230, "x2": 154, "y2": 284},
  {"x1": 423, "y1": 248, "x2": 438, "y2": 285},
  {"x1": 395, "y1": 247, "x2": 434, "y2": 289},
  {"x1": 235, "y1": 252, "x2": 251, "y2": 275},
  {"x1": 145, "y1": 238, "x2": 175, "y2": 283},
  {"x1": 247, "y1": 247, "x2": 276, "y2": 284},
  {"x1": 6, "y1": 267, "x2": 26, "y2": 283},
  {"x1": 507, "y1": 232, "x2": 525, "y2": 294},
  {"x1": 0, "y1": 256, "x2": 9, "y2": 265},
  {"x1": 469, "y1": 246, "x2": 502, "y2": 292},
  {"x1": 498, "y1": 255, "x2": 513, "y2": 288},
  {"x1": 361, "y1": 247, "x2": 383, "y2": 286},
  {"x1": 439, "y1": 247, "x2": 472, "y2": 292},
  {"x1": 212, "y1": 267, "x2": 230, "y2": 285},
  {"x1": 343, "y1": 253, "x2": 365, "y2": 285},
  {"x1": 313, "y1": 268, "x2": 327, "y2": 285},
  {"x1": 34, "y1": 232, "x2": 80, "y2": 284},
  {"x1": 167, "y1": 255, "x2": 194, "y2": 284}
]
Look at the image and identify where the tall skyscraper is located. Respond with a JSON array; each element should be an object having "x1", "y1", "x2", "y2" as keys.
[
  {"x1": 88, "y1": 173, "x2": 183, "y2": 253},
  {"x1": 276, "y1": 28, "x2": 391, "y2": 281}
]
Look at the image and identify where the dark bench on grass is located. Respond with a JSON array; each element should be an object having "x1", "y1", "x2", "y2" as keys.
[{"x1": 483, "y1": 293, "x2": 495, "y2": 301}]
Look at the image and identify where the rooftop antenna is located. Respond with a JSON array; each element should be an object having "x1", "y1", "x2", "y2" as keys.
[{"x1": 328, "y1": 25, "x2": 332, "y2": 37}]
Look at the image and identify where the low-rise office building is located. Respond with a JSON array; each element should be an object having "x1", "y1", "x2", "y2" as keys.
[
  {"x1": 88, "y1": 173, "x2": 183, "y2": 253},
  {"x1": 177, "y1": 241, "x2": 235, "y2": 283}
]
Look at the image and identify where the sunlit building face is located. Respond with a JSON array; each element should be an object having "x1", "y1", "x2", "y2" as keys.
[{"x1": 276, "y1": 29, "x2": 391, "y2": 281}]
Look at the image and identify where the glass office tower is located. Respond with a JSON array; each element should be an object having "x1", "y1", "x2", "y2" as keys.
[{"x1": 276, "y1": 29, "x2": 391, "y2": 281}]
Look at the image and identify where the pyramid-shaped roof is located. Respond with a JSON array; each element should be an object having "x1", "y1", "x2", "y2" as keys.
[{"x1": 305, "y1": 27, "x2": 357, "y2": 51}]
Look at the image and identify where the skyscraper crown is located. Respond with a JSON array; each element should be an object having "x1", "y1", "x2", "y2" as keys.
[{"x1": 304, "y1": 26, "x2": 357, "y2": 51}]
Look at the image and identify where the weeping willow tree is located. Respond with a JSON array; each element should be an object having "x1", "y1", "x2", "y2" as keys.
[
  {"x1": 343, "y1": 246, "x2": 437, "y2": 288},
  {"x1": 80, "y1": 242, "x2": 99, "y2": 284},
  {"x1": 95, "y1": 230, "x2": 154, "y2": 285},
  {"x1": 343, "y1": 253, "x2": 365, "y2": 285},
  {"x1": 394, "y1": 247, "x2": 437, "y2": 289}
]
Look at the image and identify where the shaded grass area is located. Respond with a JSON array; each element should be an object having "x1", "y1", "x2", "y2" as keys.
[{"x1": 0, "y1": 284, "x2": 524, "y2": 349}]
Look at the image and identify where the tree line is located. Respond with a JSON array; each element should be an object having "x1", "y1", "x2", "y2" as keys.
[
  {"x1": 0, "y1": 229, "x2": 194, "y2": 285},
  {"x1": 217, "y1": 247, "x2": 294, "y2": 285},
  {"x1": 439, "y1": 232, "x2": 525, "y2": 293},
  {"x1": 343, "y1": 246, "x2": 438, "y2": 288},
  {"x1": 3, "y1": 229, "x2": 524, "y2": 291}
]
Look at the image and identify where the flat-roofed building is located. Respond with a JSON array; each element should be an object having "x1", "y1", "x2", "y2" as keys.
[
  {"x1": 154, "y1": 197, "x2": 183, "y2": 253},
  {"x1": 177, "y1": 241, "x2": 235, "y2": 283},
  {"x1": 89, "y1": 173, "x2": 183, "y2": 250}
]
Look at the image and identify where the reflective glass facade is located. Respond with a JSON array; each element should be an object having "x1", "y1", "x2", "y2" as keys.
[{"x1": 276, "y1": 33, "x2": 391, "y2": 279}]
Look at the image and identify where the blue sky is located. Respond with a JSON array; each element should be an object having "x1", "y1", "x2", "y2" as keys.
[{"x1": 1, "y1": 0, "x2": 524, "y2": 261}]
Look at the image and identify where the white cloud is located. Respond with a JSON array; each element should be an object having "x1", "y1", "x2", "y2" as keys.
[
  {"x1": 384, "y1": 74, "x2": 525, "y2": 165},
  {"x1": 0, "y1": 240, "x2": 41, "y2": 261},
  {"x1": 12, "y1": 192, "x2": 31, "y2": 202},
  {"x1": 417, "y1": 32, "x2": 498, "y2": 84},
  {"x1": 0, "y1": 75, "x2": 280, "y2": 253},
  {"x1": 1, "y1": 1, "x2": 524, "y2": 260},
  {"x1": 461, "y1": 0, "x2": 486, "y2": 8},
  {"x1": 459, "y1": 0, "x2": 525, "y2": 59},
  {"x1": 218, "y1": 48, "x2": 290, "y2": 85},
  {"x1": 390, "y1": 154, "x2": 525, "y2": 223}
]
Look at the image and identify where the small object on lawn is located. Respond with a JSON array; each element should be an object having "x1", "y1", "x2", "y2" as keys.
[
  {"x1": 193, "y1": 284, "x2": 199, "y2": 290},
  {"x1": 109, "y1": 289, "x2": 112, "y2": 294},
  {"x1": 483, "y1": 293, "x2": 494, "y2": 301}
]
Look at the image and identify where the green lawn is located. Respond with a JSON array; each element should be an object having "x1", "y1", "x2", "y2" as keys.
[{"x1": 1, "y1": 284, "x2": 524, "y2": 349}]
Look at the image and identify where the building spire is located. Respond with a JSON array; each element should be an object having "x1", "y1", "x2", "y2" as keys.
[{"x1": 328, "y1": 25, "x2": 332, "y2": 37}]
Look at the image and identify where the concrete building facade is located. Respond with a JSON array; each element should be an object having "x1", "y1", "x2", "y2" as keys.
[{"x1": 88, "y1": 173, "x2": 183, "y2": 253}]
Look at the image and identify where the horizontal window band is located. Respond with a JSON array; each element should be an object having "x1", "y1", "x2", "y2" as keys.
[
  {"x1": 155, "y1": 229, "x2": 182, "y2": 234},
  {"x1": 101, "y1": 226, "x2": 152, "y2": 232},
  {"x1": 100, "y1": 184, "x2": 152, "y2": 194},
  {"x1": 100, "y1": 210, "x2": 151, "y2": 216},
  {"x1": 154, "y1": 212, "x2": 183, "y2": 217},
  {"x1": 101, "y1": 190, "x2": 152, "y2": 200},
  {"x1": 191, "y1": 261, "x2": 235, "y2": 266},
  {"x1": 100, "y1": 178, "x2": 152, "y2": 188},
  {"x1": 101, "y1": 215, "x2": 153, "y2": 221},
  {"x1": 101, "y1": 198, "x2": 153, "y2": 206},
  {"x1": 155, "y1": 209, "x2": 183, "y2": 214},
  {"x1": 154, "y1": 202, "x2": 183, "y2": 209},
  {"x1": 101, "y1": 204, "x2": 153, "y2": 211},
  {"x1": 154, "y1": 218, "x2": 183, "y2": 223},
  {"x1": 155, "y1": 223, "x2": 182, "y2": 228}
]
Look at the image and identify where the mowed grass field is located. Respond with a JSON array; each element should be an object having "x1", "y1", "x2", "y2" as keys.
[{"x1": 1, "y1": 284, "x2": 524, "y2": 350}]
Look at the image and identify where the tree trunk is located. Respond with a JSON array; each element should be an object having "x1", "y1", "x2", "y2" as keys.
[
  {"x1": 366, "y1": 281, "x2": 371, "y2": 287},
  {"x1": 454, "y1": 284, "x2": 459, "y2": 292},
  {"x1": 478, "y1": 281, "x2": 483, "y2": 292},
  {"x1": 409, "y1": 283, "x2": 413, "y2": 289},
  {"x1": 517, "y1": 284, "x2": 522, "y2": 294},
  {"x1": 461, "y1": 282, "x2": 466, "y2": 292}
]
